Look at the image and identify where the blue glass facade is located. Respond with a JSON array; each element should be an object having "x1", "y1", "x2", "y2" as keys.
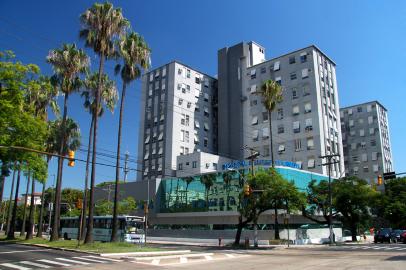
[{"x1": 156, "y1": 166, "x2": 329, "y2": 213}]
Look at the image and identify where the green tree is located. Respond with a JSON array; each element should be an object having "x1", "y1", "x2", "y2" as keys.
[
  {"x1": 81, "y1": 72, "x2": 118, "y2": 240},
  {"x1": 257, "y1": 80, "x2": 283, "y2": 167},
  {"x1": 80, "y1": 1, "x2": 129, "y2": 244},
  {"x1": 112, "y1": 31, "x2": 150, "y2": 242},
  {"x1": 200, "y1": 173, "x2": 216, "y2": 209},
  {"x1": 95, "y1": 197, "x2": 136, "y2": 216},
  {"x1": 47, "y1": 43, "x2": 88, "y2": 241},
  {"x1": 302, "y1": 179, "x2": 332, "y2": 225},
  {"x1": 377, "y1": 177, "x2": 406, "y2": 229}
]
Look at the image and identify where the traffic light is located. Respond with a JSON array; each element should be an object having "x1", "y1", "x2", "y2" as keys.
[
  {"x1": 76, "y1": 199, "x2": 83, "y2": 209},
  {"x1": 68, "y1": 150, "x2": 75, "y2": 167},
  {"x1": 243, "y1": 184, "x2": 252, "y2": 196},
  {"x1": 377, "y1": 175, "x2": 383, "y2": 185}
]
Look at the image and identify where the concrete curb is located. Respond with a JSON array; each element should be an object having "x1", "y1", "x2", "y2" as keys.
[
  {"x1": 18, "y1": 243, "x2": 100, "y2": 255},
  {"x1": 101, "y1": 250, "x2": 192, "y2": 257}
]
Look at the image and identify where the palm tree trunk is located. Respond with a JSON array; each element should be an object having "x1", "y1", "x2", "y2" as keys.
[
  {"x1": 274, "y1": 205, "x2": 280, "y2": 240},
  {"x1": 112, "y1": 82, "x2": 127, "y2": 242},
  {"x1": 80, "y1": 116, "x2": 93, "y2": 241},
  {"x1": 51, "y1": 93, "x2": 69, "y2": 241},
  {"x1": 20, "y1": 171, "x2": 31, "y2": 236},
  {"x1": 85, "y1": 52, "x2": 105, "y2": 244},
  {"x1": 26, "y1": 178, "x2": 35, "y2": 239},
  {"x1": 268, "y1": 111, "x2": 275, "y2": 168},
  {"x1": 7, "y1": 167, "x2": 21, "y2": 239},
  {"x1": 36, "y1": 180, "x2": 46, "y2": 238},
  {"x1": 6, "y1": 165, "x2": 16, "y2": 235}
]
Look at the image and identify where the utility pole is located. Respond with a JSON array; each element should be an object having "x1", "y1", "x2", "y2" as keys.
[
  {"x1": 124, "y1": 151, "x2": 129, "y2": 183},
  {"x1": 319, "y1": 153, "x2": 340, "y2": 245},
  {"x1": 243, "y1": 145, "x2": 260, "y2": 247}
]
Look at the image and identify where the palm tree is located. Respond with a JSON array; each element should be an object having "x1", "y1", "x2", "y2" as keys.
[
  {"x1": 222, "y1": 171, "x2": 233, "y2": 210},
  {"x1": 47, "y1": 43, "x2": 88, "y2": 241},
  {"x1": 80, "y1": 2, "x2": 129, "y2": 244},
  {"x1": 80, "y1": 72, "x2": 118, "y2": 240},
  {"x1": 200, "y1": 174, "x2": 216, "y2": 209},
  {"x1": 184, "y1": 176, "x2": 194, "y2": 206},
  {"x1": 111, "y1": 31, "x2": 150, "y2": 242},
  {"x1": 257, "y1": 80, "x2": 283, "y2": 167},
  {"x1": 20, "y1": 170, "x2": 31, "y2": 236},
  {"x1": 7, "y1": 163, "x2": 21, "y2": 239}
]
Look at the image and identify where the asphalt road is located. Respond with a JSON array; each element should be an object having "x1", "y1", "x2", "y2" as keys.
[{"x1": 0, "y1": 242, "x2": 121, "y2": 269}]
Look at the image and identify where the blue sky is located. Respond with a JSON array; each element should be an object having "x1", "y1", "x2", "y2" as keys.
[{"x1": 1, "y1": 0, "x2": 406, "y2": 196}]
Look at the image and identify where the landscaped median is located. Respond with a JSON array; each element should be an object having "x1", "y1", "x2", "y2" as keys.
[{"x1": 0, "y1": 236, "x2": 163, "y2": 254}]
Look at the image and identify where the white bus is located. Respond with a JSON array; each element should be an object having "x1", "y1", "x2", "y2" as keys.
[{"x1": 60, "y1": 215, "x2": 145, "y2": 243}]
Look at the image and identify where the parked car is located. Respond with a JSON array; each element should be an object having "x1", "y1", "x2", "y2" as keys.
[
  {"x1": 400, "y1": 231, "x2": 406, "y2": 243},
  {"x1": 374, "y1": 228, "x2": 393, "y2": 243},
  {"x1": 390, "y1": 229, "x2": 405, "y2": 243}
]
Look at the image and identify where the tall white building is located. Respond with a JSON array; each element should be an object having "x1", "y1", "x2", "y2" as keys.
[
  {"x1": 340, "y1": 101, "x2": 394, "y2": 184},
  {"x1": 137, "y1": 62, "x2": 218, "y2": 181}
]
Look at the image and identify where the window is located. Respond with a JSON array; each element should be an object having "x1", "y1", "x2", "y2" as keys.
[
  {"x1": 194, "y1": 134, "x2": 199, "y2": 144},
  {"x1": 295, "y1": 139, "x2": 302, "y2": 151},
  {"x1": 370, "y1": 139, "x2": 376, "y2": 146},
  {"x1": 162, "y1": 67, "x2": 166, "y2": 77},
  {"x1": 292, "y1": 88, "x2": 298, "y2": 99},
  {"x1": 360, "y1": 129, "x2": 365, "y2": 137},
  {"x1": 367, "y1": 104, "x2": 372, "y2": 112},
  {"x1": 180, "y1": 130, "x2": 185, "y2": 142},
  {"x1": 178, "y1": 98, "x2": 183, "y2": 106},
  {"x1": 290, "y1": 72, "x2": 297, "y2": 80},
  {"x1": 204, "y1": 93, "x2": 209, "y2": 102},
  {"x1": 302, "y1": 68, "x2": 309, "y2": 79},
  {"x1": 273, "y1": 61, "x2": 280, "y2": 71},
  {"x1": 304, "y1": 102, "x2": 312, "y2": 113},
  {"x1": 204, "y1": 106, "x2": 209, "y2": 117},
  {"x1": 250, "y1": 69, "x2": 256, "y2": 79},
  {"x1": 300, "y1": 52, "x2": 307, "y2": 63},
  {"x1": 293, "y1": 121, "x2": 300, "y2": 133},
  {"x1": 369, "y1": 127, "x2": 375, "y2": 135},
  {"x1": 363, "y1": 166, "x2": 369, "y2": 173},
  {"x1": 263, "y1": 146, "x2": 270, "y2": 157},
  {"x1": 213, "y1": 163, "x2": 217, "y2": 170},
  {"x1": 362, "y1": 153, "x2": 368, "y2": 162},
  {"x1": 372, "y1": 152, "x2": 378, "y2": 161},
  {"x1": 144, "y1": 135, "x2": 150, "y2": 144},
  {"x1": 293, "y1": 105, "x2": 299, "y2": 115},
  {"x1": 144, "y1": 151, "x2": 149, "y2": 160},
  {"x1": 250, "y1": 84, "x2": 257, "y2": 93},
  {"x1": 303, "y1": 85, "x2": 310, "y2": 96},
  {"x1": 289, "y1": 56, "x2": 296, "y2": 64},
  {"x1": 305, "y1": 118, "x2": 313, "y2": 131},
  {"x1": 195, "y1": 76, "x2": 201, "y2": 84},
  {"x1": 185, "y1": 131, "x2": 189, "y2": 143},
  {"x1": 277, "y1": 108, "x2": 283, "y2": 119},
  {"x1": 352, "y1": 155, "x2": 359, "y2": 162},
  {"x1": 195, "y1": 103, "x2": 200, "y2": 112},
  {"x1": 351, "y1": 143, "x2": 356, "y2": 150},
  {"x1": 361, "y1": 141, "x2": 366, "y2": 148},
  {"x1": 204, "y1": 122, "x2": 209, "y2": 131},
  {"x1": 358, "y1": 118, "x2": 364, "y2": 124},
  {"x1": 252, "y1": 116, "x2": 258, "y2": 125},
  {"x1": 349, "y1": 120, "x2": 354, "y2": 127},
  {"x1": 250, "y1": 99, "x2": 258, "y2": 106},
  {"x1": 307, "y1": 158, "x2": 315, "y2": 168},
  {"x1": 357, "y1": 106, "x2": 362, "y2": 113},
  {"x1": 278, "y1": 144, "x2": 285, "y2": 154},
  {"x1": 252, "y1": 130, "x2": 259, "y2": 141},
  {"x1": 195, "y1": 89, "x2": 200, "y2": 97},
  {"x1": 178, "y1": 163, "x2": 183, "y2": 170},
  {"x1": 204, "y1": 137, "x2": 208, "y2": 147},
  {"x1": 262, "y1": 127, "x2": 269, "y2": 139},
  {"x1": 368, "y1": 116, "x2": 373, "y2": 124},
  {"x1": 260, "y1": 66, "x2": 266, "y2": 73},
  {"x1": 353, "y1": 167, "x2": 359, "y2": 175},
  {"x1": 373, "y1": 164, "x2": 379, "y2": 172},
  {"x1": 204, "y1": 78, "x2": 209, "y2": 87},
  {"x1": 278, "y1": 124, "x2": 284, "y2": 134},
  {"x1": 195, "y1": 120, "x2": 200, "y2": 129},
  {"x1": 275, "y1": 76, "x2": 282, "y2": 85},
  {"x1": 192, "y1": 161, "x2": 197, "y2": 168},
  {"x1": 148, "y1": 85, "x2": 153, "y2": 96},
  {"x1": 262, "y1": 112, "x2": 269, "y2": 122},
  {"x1": 307, "y1": 137, "x2": 314, "y2": 150},
  {"x1": 187, "y1": 102, "x2": 192, "y2": 109},
  {"x1": 149, "y1": 73, "x2": 154, "y2": 82},
  {"x1": 348, "y1": 108, "x2": 353, "y2": 115}
]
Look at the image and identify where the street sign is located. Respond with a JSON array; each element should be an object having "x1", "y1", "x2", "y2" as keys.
[{"x1": 383, "y1": 172, "x2": 396, "y2": 180}]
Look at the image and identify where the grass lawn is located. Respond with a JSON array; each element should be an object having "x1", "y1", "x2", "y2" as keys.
[{"x1": 0, "y1": 235, "x2": 162, "y2": 253}]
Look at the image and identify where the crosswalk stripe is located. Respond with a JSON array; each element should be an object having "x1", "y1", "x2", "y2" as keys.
[
  {"x1": 225, "y1": 254, "x2": 235, "y2": 258},
  {"x1": 55, "y1": 258, "x2": 90, "y2": 265},
  {"x1": 180, "y1": 257, "x2": 188, "y2": 263},
  {"x1": 37, "y1": 259, "x2": 71, "y2": 267},
  {"x1": 205, "y1": 255, "x2": 213, "y2": 260},
  {"x1": 86, "y1": 256, "x2": 122, "y2": 262},
  {"x1": 151, "y1": 259, "x2": 160, "y2": 265},
  {"x1": 0, "y1": 263, "x2": 32, "y2": 270},
  {"x1": 72, "y1": 257, "x2": 107, "y2": 263},
  {"x1": 19, "y1": 261, "x2": 52, "y2": 269}
]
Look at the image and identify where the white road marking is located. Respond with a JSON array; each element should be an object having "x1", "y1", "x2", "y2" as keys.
[
  {"x1": 0, "y1": 250, "x2": 43, "y2": 255},
  {"x1": 151, "y1": 259, "x2": 160, "y2": 265},
  {"x1": 225, "y1": 254, "x2": 235, "y2": 258},
  {"x1": 19, "y1": 261, "x2": 52, "y2": 269},
  {"x1": 55, "y1": 258, "x2": 90, "y2": 265},
  {"x1": 180, "y1": 257, "x2": 188, "y2": 263},
  {"x1": 72, "y1": 257, "x2": 107, "y2": 263},
  {"x1": 37, "y1": 259, "x2": 71, "y2": 267},
  {"x1": 205, "y1": 255, "x2": 213, "y2": 260},
  {"x1": 84, "y1": 255, "x2": 122, "y2": 262},
  {"x1": 0, "y1": 263, "x2": 32, "y2": 270}
]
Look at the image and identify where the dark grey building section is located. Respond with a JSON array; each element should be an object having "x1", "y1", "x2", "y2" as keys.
[{"x1": 217, "y1": 43, "x2": 249, "y2": 160}]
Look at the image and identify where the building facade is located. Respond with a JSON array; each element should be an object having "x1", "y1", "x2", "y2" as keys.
[
  {"x1": 218, "y1": 42, "x2": 345, "y2": 178},
  {"x1": 340, "y1": 101, "x2": 393, "y2": 184},
  {"x1": 137, "y1": 62, "x2": 218, "y2": 181}
]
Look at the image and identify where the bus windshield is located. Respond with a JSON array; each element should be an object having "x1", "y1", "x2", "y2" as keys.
[{"x1": 125, "y1": 219, "x2": 144, "y2": 234}]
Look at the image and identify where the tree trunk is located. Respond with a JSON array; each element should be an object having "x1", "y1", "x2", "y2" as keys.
[
  {"x1": 7, "y1": 168, "x2": 21, "y2": 239},
  {"x1": 51, "y1": 93, "x2": 69, "y2": 241},
  {"x1": 274, "y1": 206, "x2": 280, "y2": 240},
  {"x1": 253, "y1": 216, "x2": 258, "y2": 247},
  {"x1": 112, "y1": 82, "x2": 127, "y2": 242},
  {"x1": 6, "y1": 165, "x2": 16, "y2": 235},
  {"x1": 20, "y1": 171, "x2": 31, "y2": 236},
  {"x1": 81, "y1": 116, "x2": 93, "y2": 241},
  {"x1": 85, "y1": 53, "x2": 105, "y2": 244},
  {"x1": 36, "y1": 180, "x2": 46, "y2": 238},
  {"x1": 26, "y1": 179, "x2": 35, "y2": 239},
  {"x1": 234, "y1": 215, "x2": 244, "y2": 245},
  {"x1": 350, "y1": 222, "x2": 357, "y2": 242},
  {"x1": 268, "y1": 111, "x2": 275, "y2": 167},
  {"x1": 0, "y1": 173, "x2": 5, "y2": 209}
]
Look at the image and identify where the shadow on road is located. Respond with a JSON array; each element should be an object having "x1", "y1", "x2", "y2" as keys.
[{"x1": 385, "y1": 256, "x2": 406, "y2": 261}]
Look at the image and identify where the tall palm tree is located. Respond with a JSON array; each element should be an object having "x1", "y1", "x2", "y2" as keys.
[
  {"x1": 47, "y1": 43, "x2": 88, "y2": 241},
  {"x1": 222, "y1": 171, "x2": 233, "y2": 210},
  {"x1": 257, "y1": 80, "x2": 283, "y2": 167},
  {"x1": 184, "y1": 176, "x2": 194, "y2": 206},
  {"x1": 200, "y1": 174, "x2": 216, "y2": 209},
  {"x1": 111, "y1": 31, "x2": 150, "y2": 242},
  {"x1": 80, "y1": 72, "x2": 118, "y2": 240},
  {"x1": 7, "y1": 163, "x2": 21, "y2": 239},
  {"x1": 20, "y1": 170, "x2": 31, "y2": 236},
  {"x1": 80, "y1": 1, "x2": 129, "y2": 243}
]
